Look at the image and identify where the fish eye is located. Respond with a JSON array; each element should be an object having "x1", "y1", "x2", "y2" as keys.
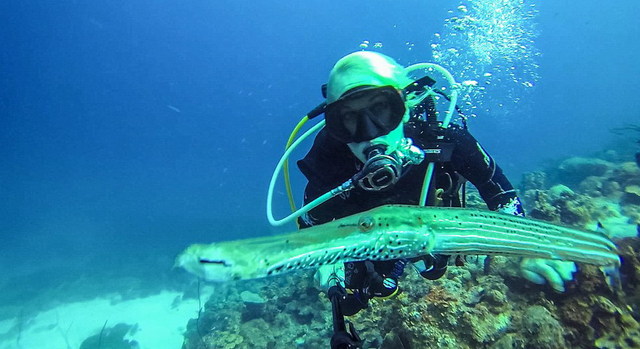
[{"x1": 358, "y1": 216, "x2": 375, "y2": 231}]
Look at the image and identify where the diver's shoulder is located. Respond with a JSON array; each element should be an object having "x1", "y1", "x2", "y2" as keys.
[{"x1": 405, "y1": 119, "x2": 468, "y2": 141}]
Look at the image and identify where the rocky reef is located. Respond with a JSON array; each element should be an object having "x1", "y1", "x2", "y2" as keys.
[
  {"x1": 182, "y1": 154, "x2": 640, "y2": 349},
  {"x1": 181, "y1": 272, "x2": 333, "y2": 349},
  {"x1": 520, "y1": 155, "x2": 640, "y2": 234}
]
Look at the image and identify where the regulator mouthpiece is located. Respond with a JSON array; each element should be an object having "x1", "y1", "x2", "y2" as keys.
[
  {"x1": 356, "y1": 145, "x2": 402, "y2": 191},
  {"x1": 354, "y1": 140, "x2": 424, "y2": 192}
]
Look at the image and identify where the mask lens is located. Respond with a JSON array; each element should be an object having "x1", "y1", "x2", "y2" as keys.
[{"x1": 325, "y1": 86, "x2": 405, "y2": 143}]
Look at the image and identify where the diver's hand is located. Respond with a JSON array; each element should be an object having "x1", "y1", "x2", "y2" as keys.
[{"x1": 519, "y1": 258, "x2": 577, "y2": 292}]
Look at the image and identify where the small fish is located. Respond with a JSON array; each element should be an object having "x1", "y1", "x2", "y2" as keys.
[
  {"x1": 176, "y1": 205, "x2": 620, "y2": 282},
  {"x1": 167, "y1": 105, "x2": 182, "y2": 113}
]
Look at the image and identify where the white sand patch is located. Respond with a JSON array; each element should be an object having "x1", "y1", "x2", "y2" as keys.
[{"x1": 0, "y1": 289, "x2": 212, "y2": 349}]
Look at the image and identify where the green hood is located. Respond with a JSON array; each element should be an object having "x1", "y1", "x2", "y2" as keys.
[{"x1": 326, "y1": 51, "x2": 411, "y2": 103}]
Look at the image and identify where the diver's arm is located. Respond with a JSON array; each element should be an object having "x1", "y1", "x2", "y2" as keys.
[
  {"x1": 296, "y1": 181, "x2": 366, "y2": 228},
  {"x1": 297, "y1": 183, "x2": 339, "y2": 228},
  {"x1": 296, "y1": 129, "x2": 366, "y2": 228},
  {"x1": 448, "y1": 125, "x2": 524, "y2": 215},
  {"x1": 448, "y1": 126, "x2": 578, "y2": 291}
]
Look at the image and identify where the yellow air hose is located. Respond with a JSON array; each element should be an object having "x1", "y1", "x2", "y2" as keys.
[{"x1": 283, "y1": 115, "x2": 310, "y2": 216}]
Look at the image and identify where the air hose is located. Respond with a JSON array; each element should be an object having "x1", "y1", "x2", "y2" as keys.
[
  {"x1": 266, "y1": 63, "x2": 460, "y2": 226},
  {"x1": 403, "y1": 63, "x2": 459, "y2": 206}
]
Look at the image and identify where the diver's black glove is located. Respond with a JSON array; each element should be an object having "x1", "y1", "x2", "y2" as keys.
[
  {"x1": 339, "y1": 292, "x2": 369, "y2": 316},
  {"x1": 328, "y1": 285, "x2": 363, "y2": 349},
  {"x1": 412, "y1": 254, "x2": 449, "y2": 280},
  {"x1": 339, "y1": 260, "x2": 400, "y2": 316}
]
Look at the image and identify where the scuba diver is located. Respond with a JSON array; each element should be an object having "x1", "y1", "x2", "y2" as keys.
[{"x1": 268, "y1": 51, "x2": 577, "y2": 348}]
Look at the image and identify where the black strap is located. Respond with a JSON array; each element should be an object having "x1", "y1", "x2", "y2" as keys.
[{"x1": 328, "y1": 285, "x2": 363, "y2": 349}]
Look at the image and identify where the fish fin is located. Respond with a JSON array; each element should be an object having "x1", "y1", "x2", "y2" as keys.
[
  {"x1": 592, "y1": 221, "x2": 613, "y2": 239},
  {"x1": 601, "y1": 265, "x2": 622, "y2": 291}
]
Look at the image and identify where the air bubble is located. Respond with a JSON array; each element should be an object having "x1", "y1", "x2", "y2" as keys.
[{"x1": 430, "y1": 0, "x2": 540, "y2": 114}]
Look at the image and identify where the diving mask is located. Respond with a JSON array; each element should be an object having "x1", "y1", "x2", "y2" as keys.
[{"x1": 324, "y1": 85, "x2": 405, "y2": 143}]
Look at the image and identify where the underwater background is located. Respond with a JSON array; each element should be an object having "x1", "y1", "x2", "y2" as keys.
[{"x1": 1, "y1": 0, "x2": 640, "y2": 348}]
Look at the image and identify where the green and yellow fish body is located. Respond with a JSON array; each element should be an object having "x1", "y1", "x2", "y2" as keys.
[{"x1": 176, "y1": 205, "x2": 619, "y2": 282}]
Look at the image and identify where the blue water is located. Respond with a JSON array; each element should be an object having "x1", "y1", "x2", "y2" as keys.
[{"x1": 1, "y1": 0, "x2": 639, "y2": 326}]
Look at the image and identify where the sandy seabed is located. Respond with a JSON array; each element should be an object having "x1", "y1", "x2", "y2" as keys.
[{"x1": 0, "y1": 290, "x2": 208, "y2": 349}]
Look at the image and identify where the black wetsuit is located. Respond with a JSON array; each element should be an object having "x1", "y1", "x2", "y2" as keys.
[{"x1": 297, "y1": 118, "x2": 523, "y2": 314}]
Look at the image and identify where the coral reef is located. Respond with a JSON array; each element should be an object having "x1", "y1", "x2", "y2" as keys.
[
  {"x1": 521, "y1": 156, "x2": 640, "y2": 233},
  {"x1": 181, "y1": 154, "x2": 640, "y2": 349},
  {"x1": 555, "y1": 157, "x2": 613, "y2": 188},
  {"x1": 182, "y1": 239, "x2": 640, "y2": 349},
  {"x1": 182, "y1": 272, "x2": 332, "y2": 349},
  {"x1": 525, "y1": 184, "x2": 598, "y2": 226}
]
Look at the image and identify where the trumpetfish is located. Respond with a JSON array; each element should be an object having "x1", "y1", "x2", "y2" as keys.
[{"x1": 176, "y1": 205, "x2": 620, "y2": 282}]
